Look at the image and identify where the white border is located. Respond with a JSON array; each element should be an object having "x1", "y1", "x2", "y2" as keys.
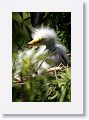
[{"x1": 0, "y1": 0, "x2": 83, "y2": 114}]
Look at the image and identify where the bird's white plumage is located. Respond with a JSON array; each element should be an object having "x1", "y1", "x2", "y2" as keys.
[
  {"x1": 32, "y1": 27, "x2": 57, "y2": 40},
  {"x1": 14, "y1": 27, "x2": 69, "y2": 80},
  {"x1": 14, "y1": 45, "x2": 49, "y2": 76},
  {"x1": 35, "y1": 45, "x2": 46, "y2": 58}
]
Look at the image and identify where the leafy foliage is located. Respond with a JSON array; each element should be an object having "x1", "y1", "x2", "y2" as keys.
[
  {"x1": 13, "y1": 65, "x2": 71, "y2": 102},
  {"x1": 12, "y1": 12, "x2": 71, "y2": 102}
]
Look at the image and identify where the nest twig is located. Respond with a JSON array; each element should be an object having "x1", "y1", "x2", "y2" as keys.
[{"x1": 47, "y1": 63, "x2": 66, "y2": 72}]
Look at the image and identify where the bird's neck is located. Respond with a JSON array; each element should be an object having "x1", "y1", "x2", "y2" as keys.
[{"x1": 46, "y1": 39, "x2": 56, "y2": 52}]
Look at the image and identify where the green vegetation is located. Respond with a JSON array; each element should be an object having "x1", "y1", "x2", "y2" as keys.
[{"x1": 12, "y1": 12, "x2": 71, "y2": 102}]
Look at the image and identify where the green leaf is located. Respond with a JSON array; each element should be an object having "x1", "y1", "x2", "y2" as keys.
[
  {"x1": 12, "y1": 12, "x2": 23, "y2": 23},
  {"x1": 45, "y1": 58, "x2": 54, "y2": 65},
  {"x1": 24, "y1": 19, "x2": 33, "y2": 31},
  {"x1": 37, "y1": 54, "x2": 46, "y2": 61},
  {"x1": 23, "y1": 12, "x2": 30, "y2": 20}
]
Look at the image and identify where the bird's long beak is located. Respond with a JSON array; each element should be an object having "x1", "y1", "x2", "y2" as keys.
[
  {"x1": 27, "y1": 39, "x2": 41, "y2": 47},
  {"x1": 27, "y1": 39, "x2": 39, "y2": 45}
]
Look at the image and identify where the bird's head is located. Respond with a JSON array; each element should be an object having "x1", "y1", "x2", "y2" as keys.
[{"x1": 27, "y1": 27, "x2": 57, "y2": 50}]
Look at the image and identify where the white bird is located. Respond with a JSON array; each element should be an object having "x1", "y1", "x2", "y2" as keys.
[
  {"x1": 14, "y1": 27, "x2": 70, "y2": 81},
  {"x1": 28, "y1": 27, "x2": 70, "y2": 66}
]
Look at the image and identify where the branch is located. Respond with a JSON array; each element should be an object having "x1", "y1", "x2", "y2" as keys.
[{"x1": 47, "y1": 63, "x2": 66, "y2": 72}]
